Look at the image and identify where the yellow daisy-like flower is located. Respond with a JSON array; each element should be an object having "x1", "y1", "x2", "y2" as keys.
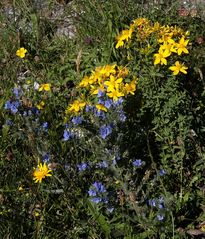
[
  {"x1": 158, "y1": 34, "x2": 174, "y2": 44},
  {"x1": 99, "y1": 64, "x2": 116, "y2": 77},
  {"x1": 169, "y1": 61, "x2": 188, "y2": 75},
  {"x1": 90, "y1": 85, "x2": 105, "y2": 95},
  {"x1": 78, "y1": 76, "x2": 91, "y2": 88},
  {"x1": 16, "y1": 47, "x2": 27, "y2": 58},
  {"x1": 116, "y1": 28, "x2": 133, "y2": 49},
  {"x1": 96, "y1": 104, "x2": 108, "y2": 112},
  {"x1": 36, "y1": 101, "x2": 45, "y2": 110},
  {"x1": 176, "y1": 37, "x2": 189, "y2": 55},
  {"x1": 104, "y1": 75, "x2": 123, "y2": 92},
  {"x1": 154, "y1": 48, "x2": 170, "y2": 65},
  {"x1": 33, "y1": 162, "x2": 52, "y2": 183},
  {"x1": 160, "y1": 42, "x2": 177, "y2": 54},
  {"x1": 132, "y1": 18, "x2": 149, "y2": 27},
  {"x1": 107, "y1": 89, "x2": 124, "y2": 101},
  {"x1": 38, "y1": 83, "x2": 51, "y2": 92},
  {"x1": 90, "y1": 67, "x2": 103, "y2": 83},
  {"x1": 124, "y1": 80, "x2": 136, "y2": 95},
  {"x1": 66, "y1": 99, "x2": 86, "y2": 114}
]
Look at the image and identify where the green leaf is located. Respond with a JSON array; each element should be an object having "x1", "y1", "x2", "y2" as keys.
[{"x1": 86, "y1": 199, "x2": 111, "y2": 237}]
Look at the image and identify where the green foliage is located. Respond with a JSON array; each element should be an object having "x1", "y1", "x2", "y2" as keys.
[{"x1": 0, "y1": 0, "x2": 205, "y2": 238}]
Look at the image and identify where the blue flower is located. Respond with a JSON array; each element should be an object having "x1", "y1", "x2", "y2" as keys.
[
  {"x1": 5, "y1": 100, "x2": 21, "y2": 114},
  {"x1": 97, "y1": 160, "x2": 108, "y2": 168},
  {"x1": 93, "y1": 182, "x2": 106, "y2": 193},
  {"x1": 31, "y1": 107, "x2": 40, "y2": 115},
  {"x1": 85, "y1": 105, "x2": 92, "y2": 112},
  {"x1": 115, "y1": 155, "x2": 121, "y2": 161},
  {"x1": 98, "y1": 98, "x2": 105, "y2": 105},
  {"x1": 5, "y1": 119, "x2": 13, "y2": 126},
  {"x1": 159, "y1": 169, "x2": 166, "y2": 176},
  {"x1": 107, "y1": 207, "x2": 114, "y2": 213},
  {"x1": 88, "y1": 182, "x2": 107, "y2": 204},
  {"x1": 28, "y1": 110, "x2": 32, "y2": 116},
  {"x1": 4, "y1": 100, "x2": 20, "y2": 113},
  {"x1": 118, "y1": 110, "x2": 126, "y2": 122},
  {"x1": 13, "y1": 101, "x2": 20, "y2": 108},
  {"x1": 64, "y1": 123, "x2": 69, "y2": 128},
  {"x1": 4, "y1": 100, "x2": 12, "y2": 110},
  {"x1": 88, "y1": 188, "x2": 97, "y2": 197},
  {"x1": 77, "y1": 162, "x2": 88, "y2": 171},
  {"x1": 42, "y1": 122, "x2": 48, "y2": 131},
  {"x1": 157, "y1": 214, "x2": 164, "y2": 221},
  {"x1": 158, "y1": 196, "x2": 165, "y2": 209},
  {"x1": 10, "y1": 104, "x2": 18, "y2": 114},
  {"x1": 97, "y1": 89, "x2": 105, "y2": 98},
  {"x1": 133, "y1": 159, "x2": 143, "y2": 167},
  {"x1": 112, "y1": 154, "x2": 121, "y2": 165},
  {"x1": 71, "y1": 116, "x2": 83, "y2": 125},
  {"x1": 148, "y1": 199, "x2": 157, "y2": 207},
  {"x1": 23, "y1": 111, "x2": 28, "y2": 117},
  {"x1": 90, "y1": 197, "x2": 102, "y2": 203},
  {"x1": 13, "y1": 87, "x2": 21, "y2": 99},
  {"x1": 63, "y1": 129, "x2": 73, "y2": 141},
  {"x1": 104, "y1": 99, "x2": 113, "y2": 109},
  {"x1": 102, "y1": 197, "x2": 109, "y2": 204},
  {"x1": 99, "y1": 125, "x2": 112, "y2": 139},
  {"x1": 42, "y1": 153, "x2": 50, "y2": 163},
  {"x1": 114, "y1": 97, "x2": 124, "y2": 106},
  {"x1": 94, "y1": 108, "x2": 106, "y2": 119},
  {"x1": 64, "y1": 164, "x2": 70, "y2": 171}
]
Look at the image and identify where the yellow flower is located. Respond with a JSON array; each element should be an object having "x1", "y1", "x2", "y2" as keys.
[
  {"x1": 34, "y1": 211, "x2": 40, "y2": 217},
  {"x1": 99, "y1": 64, "x2": 116, "y2": 77},
  {"x1": 107, "y1": 89, "x2": 124, "y2": 101},
  {"x1": 169, "y1": 61, "x2": 188, "y2": 75},
  {"x1": 105, "y1": 75, "x2": 123, "y2": 92},
  {"x1": 116, "y1": 28, "x2": 133, "y2": 49},
  {"x1": 90, "y1": 86, "x2": 105, "y2": 95},
  {"x1": 116, "y1": 39, "x2": 124, "y2": 49},
  {"x1": 96, "y1": 104, "x2": 107, "y2": 112},
  {"x1": 152, "y1": 22, "x2": 160, "y2": 32},
  {"x1": 66, "y1": 99, "x2": 86, "y2": 114},
  {"x1": 18, "y1": 186, "x2": 24, "y2": 191},
  {"x1": 33, "y1": 162, "x2": 52, "y2": 183},
  {"x1": 38, "y1": 83, "x2": 51, "y2": 92},
  {"x1": 124, "y1": 80, "x2": 136, "y2": 95},
  {"x1": 16, "y1": 47, "x2": 27, "y2": 58},
  {"x1": 90, "y1": 67, "x2": 103, "y2": 83},
  {"x1": 158, "y1": 34, "x2": 174, "y2": 44},
  {"x1": 132, "y1": 18, "x2": 149, "y2": 27},
  {"x1": 176, "y1": 37, "x2": 189, "y2": 55},
  {"x1": 160, "y1": 42, "x2": 177, "y2": 54},
  {"x1": 154, "y1": 48, "x2": 170, "y2": 65},
  {"x1": 78, "y1": 76, "x2": 91, "y2": 88},
  {"x1": 36, "y1": 101, "x2": 45, "y2": 110}
]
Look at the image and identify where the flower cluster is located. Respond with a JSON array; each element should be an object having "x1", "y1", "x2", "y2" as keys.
[
  {"x1": 4, "y1": 100, "x2": 21, "y2": 114},
  {"x1": 35, "y1": 83, "x2": 51, "y2": 110},
  {"x1": 148, "y1": 196, "x2": 167, "y2": 221},
  {"x1": 65, "y1": 64, "x2": 136, "y2": 115},
  {"x1": 88, "y1": 182, "x2": 108, "y2": 204},
  {"x1": 116, "y1": 18, "x2": 189, "y2": 76}
]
